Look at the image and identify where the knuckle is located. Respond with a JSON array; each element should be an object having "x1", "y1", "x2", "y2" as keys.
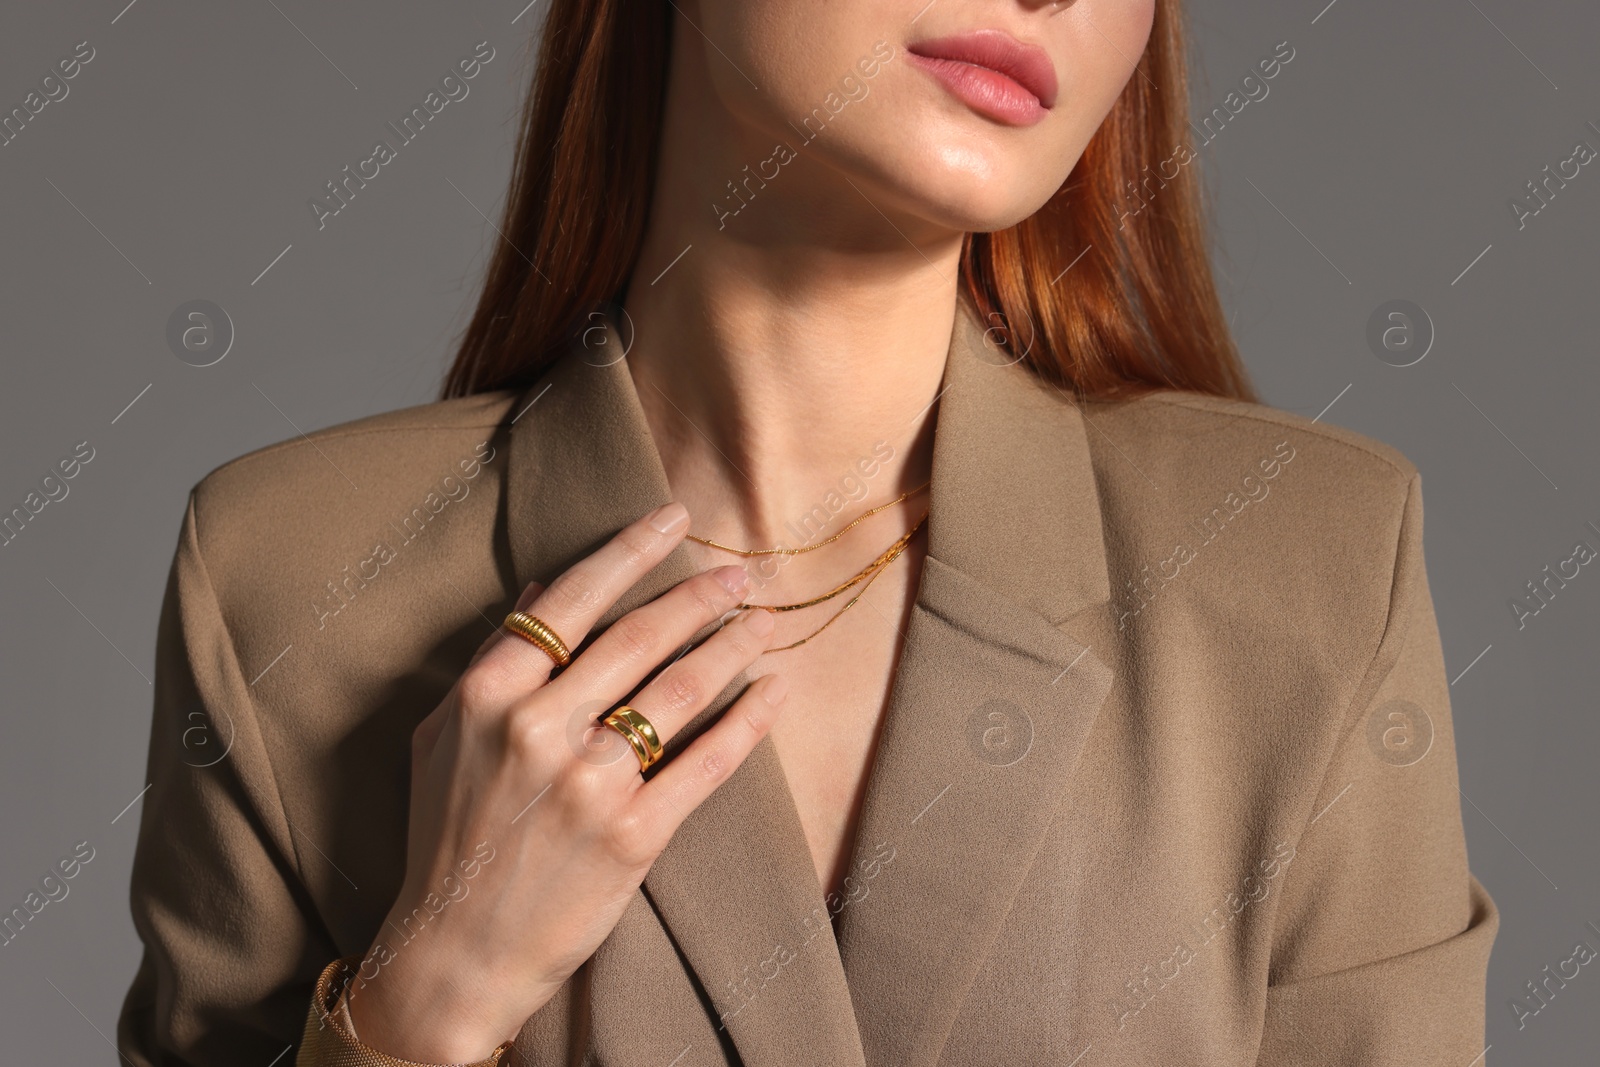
[
  {"x1": 609, "y1": 613, "x2": 659, "y2": 660},
  {"x1": 690, "y1": 574, "x2": 731, "y2": 614},
  {"x1": 505, "y1": 705, "x2": 557, "y2": 763},
  {"x1": 612, "y1": 525, "x2": 656, "y2": 567},
  {"x1": 718, "y1": 622, "x2": 756, "y2": 658},
  {"x1": 554, "y1": 757, "x2": 612, "y2": 801},
  {"x1": 653, "y1": 669, "x2": 704, "y2": 713},
  {"x1": 694, "y1": 743, "x2": 733, "y2": 784},
  {"x1": 456, "y1": 666, "x2": 501, "y2": 714},
  {"x1": 600, "y1": 807, "x2": 657, "y2": 866},
  {"x1": 547, "y1": 568, "x2": 602, "y2": 613}
]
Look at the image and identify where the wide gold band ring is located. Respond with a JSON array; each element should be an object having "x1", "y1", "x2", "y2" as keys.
[
  {"x1": 603, "y1": 705, "x2": 663, "y2": 773},
  {"x1": 502, "y1": 611, "x2": 572, "y2": 667}
]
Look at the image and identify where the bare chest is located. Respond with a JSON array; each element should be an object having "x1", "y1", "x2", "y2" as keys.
[{"x1": 751, "y1": 556, "x2": 922, "y2": 909}]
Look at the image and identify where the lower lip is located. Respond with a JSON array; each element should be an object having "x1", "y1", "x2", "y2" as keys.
[{"x1": 905, "y1": 52, "x2": 1048, "y2": 127}]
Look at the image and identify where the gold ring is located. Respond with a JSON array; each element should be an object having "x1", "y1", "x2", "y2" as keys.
[
  {"x1": 609, "y1": 706, "x2": 662, "y2": 758},
  {"x1": 607, "y1": 718, "x2": 654, "y2": 772},
  {"x1": 603, "y1": 705, "x2": 663, "y2": 773},
  {"x1": 502, "y1": 611, "x2": 571, "y2": 666}
]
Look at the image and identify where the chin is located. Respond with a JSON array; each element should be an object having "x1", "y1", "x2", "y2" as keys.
[{"x1": 815, "y1": 120, "x2": 1071, "y2": 238}]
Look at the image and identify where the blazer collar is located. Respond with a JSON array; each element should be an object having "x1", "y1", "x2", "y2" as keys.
[{"x1": 503, "y1": 303, "x2": 1115, "y2": 1067}]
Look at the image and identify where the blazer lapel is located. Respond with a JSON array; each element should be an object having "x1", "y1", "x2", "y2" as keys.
[
  {"x1": 500, "y1": 305, "x2": 1116, "y2": 1067},
  {"x1": 832, "y1": 308, "x2": 1116, "y2": 1067}
]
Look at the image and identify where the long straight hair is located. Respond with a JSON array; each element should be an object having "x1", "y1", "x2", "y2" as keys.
[{"x1": 441, "y1": 0, "x2": 1255, "y2": 404}]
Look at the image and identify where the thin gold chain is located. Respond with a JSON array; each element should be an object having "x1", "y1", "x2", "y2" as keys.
[
  {"x1": 736, "y1": 513, "x2": 926, "y2": 613},
  {"x1": 685, "y1": 481, "x2": 930, "y2": 556},
  {"x1": 763, "y1": 515, "x2": 926, "y2": 651}
]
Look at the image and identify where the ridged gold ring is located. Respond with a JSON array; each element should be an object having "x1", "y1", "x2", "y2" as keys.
[
  {"x1": 502, "y1": 611, "x2": 571, "y2": 666},
  {"x1": 602, "y1": 705, "x2": 663, "y2": 773}
]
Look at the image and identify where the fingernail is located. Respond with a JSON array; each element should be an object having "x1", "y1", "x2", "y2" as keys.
[
  {"x1": 743, "y1": 607, "x2": 774, "y2": 636},
  {"x1": 714, "y1": 565, "x2": 750, "y2": 597},
  {"x1": 763, "y1": 674, "x2": 788, "y2": 706},
  {"x1": 649, "y1": 502, "x2": 689, "y2": 534}
]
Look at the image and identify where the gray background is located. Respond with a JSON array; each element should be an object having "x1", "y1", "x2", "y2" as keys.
[{"x1": 0, "y1": 0, "x2": 1594, "y2": 1062}]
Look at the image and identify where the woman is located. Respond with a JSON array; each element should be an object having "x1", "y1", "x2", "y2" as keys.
[{"x1": 118, "y1": 0, "x2": 1497, "y2": 1064}]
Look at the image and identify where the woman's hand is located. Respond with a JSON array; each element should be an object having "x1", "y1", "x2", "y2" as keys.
[{"x1": 343, "y1": 501, "x2": 784, "y2": 1063}]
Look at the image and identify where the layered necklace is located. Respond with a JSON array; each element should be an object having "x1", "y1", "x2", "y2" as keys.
[{"x1": 686, "y1": 481, "x2": 930, "y2": 651}]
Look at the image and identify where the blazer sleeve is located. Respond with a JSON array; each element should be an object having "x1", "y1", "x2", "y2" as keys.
[
  {"x1": 116, "y1": 490, "x2": 346, "y2": 1066},
  {"x1": 1254, "y1": 472, "x2": 1499, "y2": 1065}
]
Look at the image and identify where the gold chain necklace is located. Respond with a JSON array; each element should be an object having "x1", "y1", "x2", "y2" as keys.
[
  {"x1": 687, "y1": 497, "x2": 930, "y2": 650},
  {"x1": 748, "y1": 511, "x2": 928, "y2": 652},
  {"x1": 734, "y1": 514, "x2": 926, "y2": 613},
  {"x1": 761, "y1": 517, "x2": 924, "y2": 651},
  {"x1": 684, "y1": 481, "x2": 929, "y2": 556}
]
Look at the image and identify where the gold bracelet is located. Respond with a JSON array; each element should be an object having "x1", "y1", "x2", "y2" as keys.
[{"x1": 298, "y1": 954, "x2": 511, "y2": 1067}]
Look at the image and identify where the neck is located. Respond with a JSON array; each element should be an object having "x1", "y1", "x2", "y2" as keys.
[
  {"x1": 616, "y1": 18, "x2": 972, "y2": 552},
  {"x1": 622, "y1": 236, "x2": 960, "y2": 550}
]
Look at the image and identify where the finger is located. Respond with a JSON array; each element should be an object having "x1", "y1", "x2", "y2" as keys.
[
  {"x1": 465, "y1": 581, "x2": 545, "y2": 671},
  {"x1": 437, "y1": 581, "x2": 544, "y2": 766},
  {"x1": 627, "y1": 674, "x2": 789, "y2": 843},
  {"x1": 548, "y1": 563, "x2": 753, "y2": 702},
  {"x1": 574, "y1": 604, "x2": 773, "y2": 790},
  {"x1": 513, "y1": 577, "x2": 544, "y2": 612},
  {"x1": 473, "y1": 503, "x2": 692, "y2": 690},
  {"x1": 600, "y1": 606, "x2": 775, "y2": 754}
]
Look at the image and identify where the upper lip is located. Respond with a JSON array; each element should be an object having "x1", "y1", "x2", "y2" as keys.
[{"x1": 906, "y1": 29, "x2": 1059, "y2": 110}]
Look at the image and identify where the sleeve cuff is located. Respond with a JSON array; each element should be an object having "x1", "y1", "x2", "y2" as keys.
[{"x1": 297, "y1": 955, "x2": 511, "y2": 1067}]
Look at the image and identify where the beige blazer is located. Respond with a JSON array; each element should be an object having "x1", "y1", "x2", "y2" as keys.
[{"x1": 117, "y1": 304, "x2": 1497, "y2": 1066}]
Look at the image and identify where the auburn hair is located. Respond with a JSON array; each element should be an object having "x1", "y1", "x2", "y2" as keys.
[{"x1": 441, "y1": 0, "x2": 1255, "y2": 405}]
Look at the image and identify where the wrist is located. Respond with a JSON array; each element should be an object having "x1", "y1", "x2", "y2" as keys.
[
  {"x1": 342, "y1": 944, "x2": 512, "y2": 1064},
  {"x1": 306, "y1": 955, "x2": 511, "y2": 1067}
]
